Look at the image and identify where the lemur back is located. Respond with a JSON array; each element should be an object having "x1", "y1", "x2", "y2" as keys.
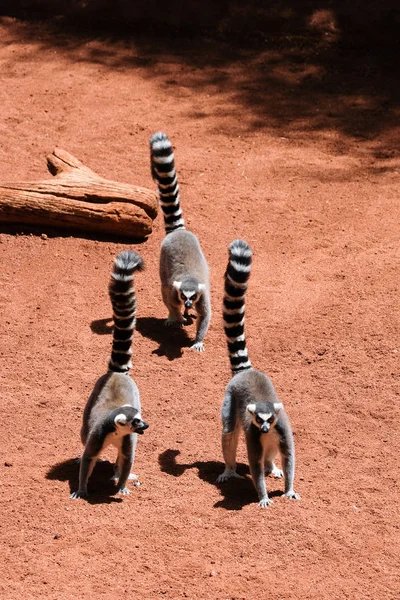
[
  {"x1": 217, "y1": 240, "x2": 300, "y2": 507},
  {"x1": 70, "y1": 250, "x2": 149, "y2": 500},
  {"x1": 150, "y1": 132, "x2": 211, "y2": 352}
]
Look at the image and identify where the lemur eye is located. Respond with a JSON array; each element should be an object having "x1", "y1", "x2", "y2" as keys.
[
  {"x1": 256, "y1": 416, "x2": 263, "y2": 424},
  {"x1": 268, "y1": 416, "x2": 275, "y2": 424}
]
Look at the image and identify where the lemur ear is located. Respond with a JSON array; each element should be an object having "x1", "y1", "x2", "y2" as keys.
[
  {"x1": 114, "y1": 414, "x2": 127, "y2": 426},
  {"x1": 273, "y1": 402, "x2": 283, "y2": 413},
  {"x1": 172, "y1": 281, "x2": 182, "y2": 291},
  {"x1": 198, "y1": 283, "x2": 206, "y2": 291},
  {"x1": 246, "y1": 403, "x2": 256, "y2": 415}
]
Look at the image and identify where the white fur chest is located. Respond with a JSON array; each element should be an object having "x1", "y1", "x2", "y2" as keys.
[
  {"x1": 261, "y1": 428, "x2": 280, "y2": 462},
  {"x1": 103, "y1": 431, "x2": 125, "y2": 452}
]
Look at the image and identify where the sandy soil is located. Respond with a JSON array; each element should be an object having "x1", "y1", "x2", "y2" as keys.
[{"x1": 0, "y1": 10, "x2": 399, "y2": 600}]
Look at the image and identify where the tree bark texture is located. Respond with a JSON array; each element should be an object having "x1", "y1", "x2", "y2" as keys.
[{"x1": 0, "y1": 148, "x2": 158, "y2": 239}]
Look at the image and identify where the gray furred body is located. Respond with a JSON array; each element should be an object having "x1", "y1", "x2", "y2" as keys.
[
  {"x1": 220, "y1": 368, "x2": 298, "y2": 507},
  {"x1": 160, "y1": 229, "x2": 208, "y2": 286},
  {"x1": 150, "y1": 131, "x2": 211, "y2": 352},
  {"x1": 217, "y1": 240, "x2": 300, "y2": 507},
  {"x1": 70, "y1": 250, "x2": 148, "y2": 500},
  {"x1": 80, "y1": 371, "x2": 141, "y2": 445},
  {"x1": 160, "y1": 228, "x2": 211, "y2": 349}
]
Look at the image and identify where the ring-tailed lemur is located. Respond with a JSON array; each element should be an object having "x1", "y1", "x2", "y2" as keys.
[
  {"x1": 216, "y1": 240, "x2": 300, "y2": 507},
  {"x1": 70, "y1": 250, "x2": 149, "y2": 500},
  {"x1": 150, "y1": 132, "x2": 211, "y2": 352}
]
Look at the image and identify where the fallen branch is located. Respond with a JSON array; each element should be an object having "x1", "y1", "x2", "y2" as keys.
[{"x1": 0, "y1": 148, "x2": 158, "y2": 239}]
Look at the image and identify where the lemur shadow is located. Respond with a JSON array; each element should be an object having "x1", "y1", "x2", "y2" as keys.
[
  {"x1": 90, "y1": 317, "x2": 113, "y2": 335},
  {"x1": 158, "y1": 449, "x2": 283, "y2": 510},
  {"x1": 136, "y1": 317, "x2": 193, "y2": 361},
  {"x1": 90, "y1": 316, "x2": 195, "y2": 360},
  {"x1": 46, "y1": 458, "x2": 125, "y2": 504}
]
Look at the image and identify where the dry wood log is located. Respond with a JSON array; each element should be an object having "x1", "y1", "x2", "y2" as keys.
[{"x1": 0, "y1": 148, "x2": 158, "y2": 239}]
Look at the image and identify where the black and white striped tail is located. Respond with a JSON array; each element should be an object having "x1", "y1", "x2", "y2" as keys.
[
  {"x1": 223, "y1": 240, "x2": 253, "y2": 374},
  {"x1": 108, "y1": 250, "x2": 144, "y2": 373},
  {"x1": 150, "y1": 131, "x2": 185, "y2": 234}
]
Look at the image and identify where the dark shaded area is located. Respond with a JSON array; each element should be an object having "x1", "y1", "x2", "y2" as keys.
[
  {"x1": 158, "y1": 448, "x2": 283, "y2": 510},
  {"x1": 0, "y1": 223, "x2": 148, "y2": 244},
  {"x1": 136, "y1": 317, "x2": 193, "y2": 360},
  {"x1": 46, "y1": 458, "x2": 124, "y2": 504},
  {"x1": 1, "y1": 3, "x2": 399, "y2": 154},
  {"x1": 92, "y1": 315, "x2": 196, "y2": 355},
  {"x1": 3, "y1": 1, "x2": 400, "y2": 42},
  {"x1": 90, "y1": 317, "x2": 113, "y2": 335}
]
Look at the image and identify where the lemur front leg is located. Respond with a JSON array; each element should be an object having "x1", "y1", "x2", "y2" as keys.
[
  {"x1": 162, "y1": 286, "x2": 186, "y2": 327},
  {"x1": 166, "y1": 304, "x2": 186, "y2": 327},
  {"x1": 280, "y1": 441, "x2": 300, "y2": 500},
  {"x1": 247, "y1": 439, "x2": 272, "y2": 507},
  {"x1": 115, "y1": 435, "x2": 135, "y2": 495},
  {"x1": 190, "y1": 296, "x2": 211, "y2": 352},
  {"x1": 249, "y1": 460, "x2": 272, "y2": 507}
]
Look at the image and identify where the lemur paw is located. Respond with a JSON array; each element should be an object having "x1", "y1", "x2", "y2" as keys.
[
  {"x1": 258, "y1": 497, "x2": 273, "y2": 508},
  {"x1": 117, "y1": 487, "x2": 131, "y2": 495},
  {"x1": 190, "y1": 341, "x2": 205, "y2": 352},
  {"x1": 265, "y1": 462, "x2": 283, "y2": 478},
  {"x1": 70, "y1": 490, "x2": 88, "y2": 500},
  {"x1": 128, "y1": 473, "x2": 141, "y2": 487},
  {"x1": 111, "y1": 472, "x2": 139, "y2": 484},
  {"x1": 271, "y1": 466, "x2": 284, "y2": 479},
  {"x1": 283, "y1": 490, "x2": 301, "y2": 500},
  {"x1": 183, "y1": 312, "x2": 196, "y2": 322},
  {"x1": 216, "y1": 469, "x2": 244, "y2": 483},
  {"x1": 165, "y1": 318, "x2": 184, "y2": 328}
]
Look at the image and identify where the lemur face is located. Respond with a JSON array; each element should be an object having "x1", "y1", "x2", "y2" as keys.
[
  {"x1": 132, "y1": 418, "x2": 149, "y2": 435},
  {"x1": 180, "y1": 290, "x2": 199, "y2": 309},
  {"x1": 173, "y1": 281, "x2": 206, "y2": 308},
  {"x1": 114, "y1": 412, "x2": 149, "y2": 435},
  {"x1": 247, "y1": 402, "x2": 282, "y2": 433}
]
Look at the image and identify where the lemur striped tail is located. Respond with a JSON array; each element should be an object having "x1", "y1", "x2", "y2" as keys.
[
  {"x1": 150, "y1": 131, "x2": 185, "y2": 234},
  {"x1": 223, "y1": 240, "x2": 253, "y2": 374},
  {"x1": 108, "y1": 250, "x2": 144, "y2": 373}
]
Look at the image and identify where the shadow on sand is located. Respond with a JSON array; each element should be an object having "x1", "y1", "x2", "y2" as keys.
[
  {"x1": 158, "y1": 448, "x2": 283, "y2": 510},
  {"x1": 136, "y1": 316, "x2": 195, "y2": 361},
  {"x1": 46, "y1": 458, "x2": 125, "y2": 504},
  {"x1": 1, "y1": 2, "x2": 399, "y2": 158}
]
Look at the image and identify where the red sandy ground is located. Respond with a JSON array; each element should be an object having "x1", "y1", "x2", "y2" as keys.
[{"x1": 0, "y1": 13, "x2": 399, "y2": 600}]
